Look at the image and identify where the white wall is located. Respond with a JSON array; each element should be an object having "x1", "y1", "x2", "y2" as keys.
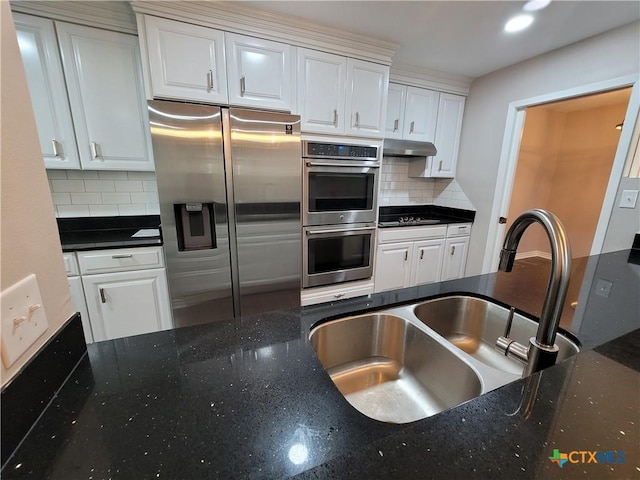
[
  {"x1": 457, "y1": 21, "x2": 640, "y2": 275},
  {"x1": 1, "y1": 2, "x2": 75, "y2": 387}
]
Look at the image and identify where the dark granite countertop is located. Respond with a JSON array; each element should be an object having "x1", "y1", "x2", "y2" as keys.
[
  {"x1": 378, "y1": 205, "x2": 476, "y2": 228},
  {"x1": 2, "y1": 250, "x2": 639, "y2": 479},
  {"x1": 57, "y1": 215, "x2": 162, "y2": 252}
]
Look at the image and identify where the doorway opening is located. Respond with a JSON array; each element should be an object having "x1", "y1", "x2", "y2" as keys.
[{"x1": 493, "y1": 87, "x2": 632, "y2": 328}]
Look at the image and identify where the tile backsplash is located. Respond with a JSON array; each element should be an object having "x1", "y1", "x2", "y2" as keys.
[
  {"x1": 47, "y1": 170, "x2": 159, "y2": 217},
  {"x1": 379, "y1": 157, "x2": 475, "y2": 210}
]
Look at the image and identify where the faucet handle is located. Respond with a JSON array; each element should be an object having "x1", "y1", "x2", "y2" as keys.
[{"x1": 503, "y1": 307, "x2": 516, "y2": 338}]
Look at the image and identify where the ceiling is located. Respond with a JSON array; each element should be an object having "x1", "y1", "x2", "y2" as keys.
[{"x1": 239, "y1": 1, "x2": 640, "y2": 78}]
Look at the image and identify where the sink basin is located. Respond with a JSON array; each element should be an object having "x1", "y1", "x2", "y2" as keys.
[
  {"x1": 412, "y1": 295, "x2": 580, "y2": 375},
  {"x1": 309, "y1": 313, "x2": 482, "y2": 423}
]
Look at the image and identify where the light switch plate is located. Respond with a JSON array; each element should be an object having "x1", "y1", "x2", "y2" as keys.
[
  {"x1": 619, "y1": 190, "x2": 639, "y2": 209},
  {"x1": 1, "y1": 274, "x2": 48, "y2": 368}
]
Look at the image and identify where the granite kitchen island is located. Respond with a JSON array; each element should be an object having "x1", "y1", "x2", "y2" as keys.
[{"x1": 1, "y1": 250, "x2": 638, "y2": 479}]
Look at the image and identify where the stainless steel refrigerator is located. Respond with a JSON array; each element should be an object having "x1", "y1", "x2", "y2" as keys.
[{"x1": 148, "y1": 100, "x2": 301, "y2": 328}]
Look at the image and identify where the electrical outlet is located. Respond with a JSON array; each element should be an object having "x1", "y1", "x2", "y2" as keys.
[{"x1": 1, "y1": 274, "x2": 48, "y2": 368}]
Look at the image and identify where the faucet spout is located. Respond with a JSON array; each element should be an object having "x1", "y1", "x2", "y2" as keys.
[{"x1": 497, "y1": 209, "x2": 572, "y2": 376}]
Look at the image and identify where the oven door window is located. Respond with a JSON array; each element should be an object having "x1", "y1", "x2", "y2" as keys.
[
  {"x1": 308, "y1": 233, "x2": 371, "y2": 274},
  {"x1": 308, "y1": 171, "x2": 375, "y2": 212}
]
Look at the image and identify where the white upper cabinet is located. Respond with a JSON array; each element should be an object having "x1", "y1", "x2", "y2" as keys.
[
  {"x1": 384, "y1": 83, "x2": 406, "y2": 140},
  {"x1": 143, "y1": 16, "x2": 228, "y2": 104},
  {"x1": 225, "y1": 33, "x2": 293, "y2": 111},
  {"x1": 403, "y1": 86, "x2": 438, "y2": 142},
  {"x1": 345, "y1": 59, "x2": 389, "y2": 138},
  {"x1": 432, "y1": 93, "x2": 465, "y2": 178},
  {"x1": 56, "y1": 22, "x2": 154, "y2": 171},
  {"x1": 297, "y1": 48, "x2": 346, "y2": 134},
  {"x1": 13, "y1": 13, "x2": 80, "y2": 170}
]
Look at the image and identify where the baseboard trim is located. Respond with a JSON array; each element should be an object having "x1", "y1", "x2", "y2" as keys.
[{"x1": 515, "y1": 250, "x2": 552, "y2": 260}]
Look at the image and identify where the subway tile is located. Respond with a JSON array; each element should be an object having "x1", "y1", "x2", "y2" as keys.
[
  {"x1": 101, "y1": 192, "x2": 131, "y2": 204},
  {"x1": 146, "y1": 203, "x2": 160, "y2": 215},
  {"x1": 127, "y1": 171, "x2": 156, "y2": 181},
  {"x1": 84, "y1": 180, "x2": 115, "y2": 192},
  {"x1": 51, "y1": 193, "x2": 71, "y2": 205},
  {"x1": 118, "y1": 204, "x2": 146, "y2": 215},
  {"x1": 130, "y1": 191, "x2": 159, "y2": 204},
  {"x1": 46, "y1": 170, "x2": 68, "y2": 180},
  {"x1": 71, "y1": 192, "x2": 103, "y2": 205},
  {"x1": 115, "y1": 180, "x2": 144, "y2": 192},
  {"x1": 51, "y1": 179, "x2": 85, "y2": 193},
  {"x1": 89, "y1": 205, "x2": 119, "y2": 216},
  {"x1": 66, "y1": 170, "x2": 99, "y2": 180},
  {"x1": 98, "y1": 171, "x2": 128, "y2": 180},
  {"x1": 57, "y1": 205, "x2": 90, "y2": 217},
  {"x1": 142, "y1": 180, "x2": 158, "y2": 192}
]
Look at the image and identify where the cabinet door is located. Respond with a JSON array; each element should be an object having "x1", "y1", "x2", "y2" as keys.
[
  {"x1": 297, "y1": 48, "x2": 346, "y2": 134},
  {"x1": 403, "y1": 86, "x2": 438, "y2": 142},
  {"x1": 374, "y1": 242, "x2": 413, "y2": 293},
  {"x1": 385, "y1": 83, "x2": 406, "y2": 139},
  {"x1": 144, "y1": 16, "x2": 227, "y2": 104},
  {"x1": 411, "y1": 239, "x2": 445, "y2": 286},
  {"x1": 345, "y1": 59, "x2": 389, "y2": 138},
  {"x1": 225, "y1": 33, "x2": 293, "y2": 111},
  {"x1": 56, "y1": 22, "x2": 154, "y2": 171},
  {"x1": 432, "y1": 93, "x2": 465, "y2": 178},
  {"x1": 67, "y1": 276, "x2": 93, "y2": 344},
  {"x1": 13, "y1": 14, "x2": 80, "y2": 169},
  {"x1": 441, "y1": 236, "x2": 469, "y2": 281},
  {"x1": 82, "y1": 268, "x2": 172, "y2": 342}
]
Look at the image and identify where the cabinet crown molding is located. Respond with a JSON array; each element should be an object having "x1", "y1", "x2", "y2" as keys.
[
  {"x1": 10, "y1": 0, "x2": 137, "y2": 34},
  {"x1": 391, "y1": 64, "x2": 473, "y2": 96},
  {"x1": 130, "y1": 0, "x2": 398, "y2": 65}
]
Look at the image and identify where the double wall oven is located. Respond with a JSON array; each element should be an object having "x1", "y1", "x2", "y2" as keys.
[{"x1": 302, "y1": 139, "x2": 381, "y2": 288}]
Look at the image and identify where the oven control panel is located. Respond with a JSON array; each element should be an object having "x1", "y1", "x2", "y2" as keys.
[{"x1": 303, "y1": 141, "x2": 379, "y2": 160}]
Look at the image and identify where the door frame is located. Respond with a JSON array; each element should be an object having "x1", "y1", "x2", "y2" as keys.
[{"x1": 482, "y1": 74, "x2": 640, "y2": 273}]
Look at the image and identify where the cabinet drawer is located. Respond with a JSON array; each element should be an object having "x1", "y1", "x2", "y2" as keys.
[
  {"x1": 447, "y1": 223, "x2": 472, "y2": 237},
  {"x1": 378, "y1": 225, "x2": 447, "y2": 243},
  {"x1": 63, "y1": 253, "x2": 80, "y2": 276},
  {"x1": 301, "y1": 281, "x2": 374, "y2": 306},
  {"x1": 77, "y1": 247, "x2": 164, "y2": 274}
]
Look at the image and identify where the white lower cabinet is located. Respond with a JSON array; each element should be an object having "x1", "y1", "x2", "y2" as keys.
[
  {"x1": 66, "y1": 247, "x2": 173, "y2": 342},
  {"x1": 374, "y1": 224, "x2": 470, "y2": 293},
  {"x1": 441, "y1": 236, "x2": 470, "y2": 281},
  {"x1": 82, "y1": 268, "x2": 172, "y2": 342}
]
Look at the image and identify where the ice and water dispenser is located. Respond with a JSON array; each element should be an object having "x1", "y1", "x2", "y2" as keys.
[{"x1": 174, "y1": 203, "x2": 216, "y2": 251}]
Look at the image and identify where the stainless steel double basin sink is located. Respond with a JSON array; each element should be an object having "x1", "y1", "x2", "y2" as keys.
[{"x1": 309, "y1": 295, "x2": 580, "y2": 424}]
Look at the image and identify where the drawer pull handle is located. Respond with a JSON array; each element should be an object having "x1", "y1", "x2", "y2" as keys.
[
  {"x1": 334, "y1": 293, "x2": 345, "y2": 299},
  {"x1": 450, "y1": 246, "x2": 456, "y2": 256},
  {"x1": 409, "y1": 120, "x2": 415, "y2": 134},
  {"x1": 420, "y1": 250, "x2": 424, "y2": 260},
  {"x1": 206, "y1": 70, "x2": 214, "y2": 92},
  {"x1": 240, "y1": 76, "x2": 246, "y2": 97},
  {"x1": 393, "y1": 119, "x2": 399, "y2": 132},
  {"x1": 333, "y1": 109, "x2": 338, "y2": 126},
  {"x1": 439, "y1": 160, "x2": 443, "y2": 171},
  {"x1": 404, "y1": 251, "x2": 408, "y2": 261},
  {"x1": 90, "y1": 142, "x2": 100, "y2": 159},
  {"x1": 112, "y1": 254, "x2": 133, "y2": 259},
  {"x1": 100, "y1": 288, "x2": 106, "y2": 303},
  {"x1": 354, "y1": 111, "x2": 360, "y2": 128}
]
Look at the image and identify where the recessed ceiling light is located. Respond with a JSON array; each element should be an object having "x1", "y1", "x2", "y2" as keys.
[
  {"x1": 523, "y1": 0, "x2": 551, "y2": 12},
  {"x1": 505, "y1": 14, "x2": 534, "y2": 33}
]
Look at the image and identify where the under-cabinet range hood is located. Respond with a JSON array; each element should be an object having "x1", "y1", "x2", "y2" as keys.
[{"x1": 383, "y1": 139, "x2": 437, "y2": 158}]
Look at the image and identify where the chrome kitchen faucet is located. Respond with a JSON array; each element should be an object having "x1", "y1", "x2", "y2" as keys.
[{"x1": 495, "y1": 209, "x2": 572, "y2": 376}]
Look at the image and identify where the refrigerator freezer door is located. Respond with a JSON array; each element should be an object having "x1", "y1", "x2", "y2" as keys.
[
  {"x1": 225, "y1": 108, "x2": 302, "y2": 316},
  {"x1": 148, "y1": 100, "x2": 234, "y2": 328}
]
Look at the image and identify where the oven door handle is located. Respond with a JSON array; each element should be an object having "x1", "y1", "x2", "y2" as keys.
[
  {"x1": 306, "y1": 226, "x2": 376, "y2": 236},
  {"x1": 305, "y1": 160, "x2": 380, "y2": 169}
]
